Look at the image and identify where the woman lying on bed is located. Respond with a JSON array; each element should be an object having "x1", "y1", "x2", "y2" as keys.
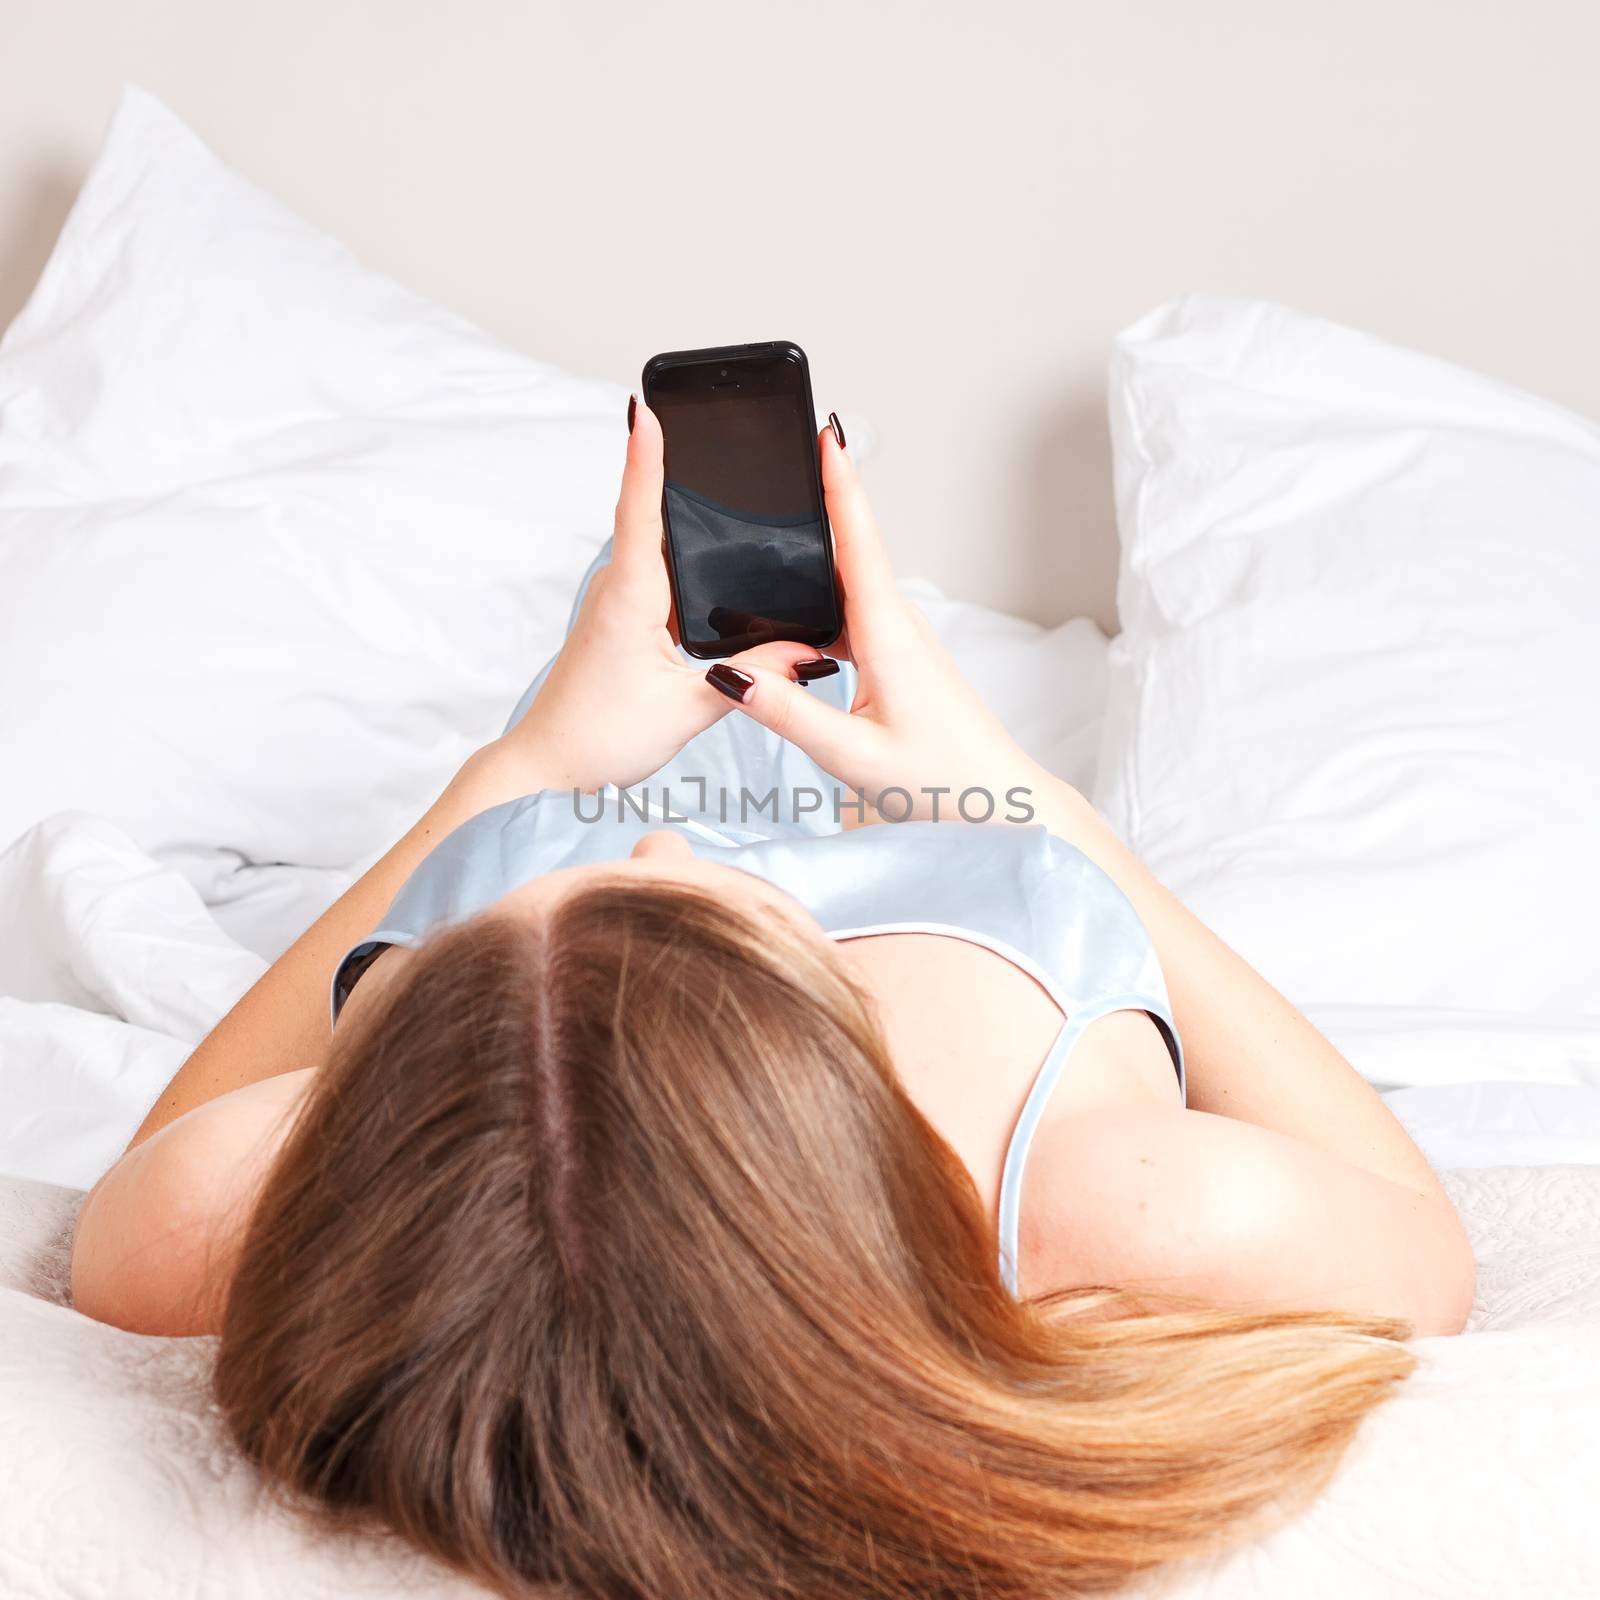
[{"x1": 71, "y1": 400, "x2": 1475, "y2": 1600}]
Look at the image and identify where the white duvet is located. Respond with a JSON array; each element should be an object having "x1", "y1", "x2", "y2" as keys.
[{"x1": 3, "y1": 809, "x2": 1600, "y2": 1598}]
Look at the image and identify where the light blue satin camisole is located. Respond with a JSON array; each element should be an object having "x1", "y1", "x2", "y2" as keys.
[{"x1": 331, "y1": 544, "x2": 1186, "y2": 1297}]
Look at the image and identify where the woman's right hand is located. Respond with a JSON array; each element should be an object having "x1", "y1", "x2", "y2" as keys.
[{"x1": 714, "y1": 426, "x2": 1048, "y2": 823}]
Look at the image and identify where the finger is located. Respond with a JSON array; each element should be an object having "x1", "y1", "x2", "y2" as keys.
[
  {"x1": 612, "y1": 396, "x2": 666, "y2": 581},
  {"x1": 675, "y1": 641, "x2": 838, "y2": 712},
  {"x1": 818, "y1": 421, "x2": 898, "y2": 611},
  {"x1": 720, "y1": 639, "x2": 840, "y2": 680},
  {"x1": 668, "y1": 640, "x2": 837, "y2": 707},
  {"x1": 702, "y1": 658, "x2": 882, "y2": 783}
]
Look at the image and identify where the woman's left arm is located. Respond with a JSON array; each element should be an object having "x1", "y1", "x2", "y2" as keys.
[
  {"x1": 724, "y1": 429, "x2": 1471, "y2": 1309},
  {"x1": 127, "y1": 398, "x2": 819, "y2": 1151}
]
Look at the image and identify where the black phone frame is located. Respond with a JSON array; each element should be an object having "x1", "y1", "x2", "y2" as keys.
[{"x1": 640, "y1": 340, "x2": 843, "y2": 661}]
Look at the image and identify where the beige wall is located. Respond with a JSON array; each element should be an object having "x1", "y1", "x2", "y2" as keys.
[{"x1": 1, "y1": 0, "x2": 1596, "y2": 628}]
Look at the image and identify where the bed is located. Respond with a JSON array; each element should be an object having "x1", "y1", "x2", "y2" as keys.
[
  {"x1": 4, "y1": 821, "x2": 1600, "y2": 1599},
  {"x1": 3, "y1": 90, "x2": 1599, "y2": 1600}
]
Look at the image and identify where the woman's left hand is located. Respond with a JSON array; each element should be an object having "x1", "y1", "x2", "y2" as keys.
[{"x1": 501, "y1": 397, "x2": 825, "y2": 792}]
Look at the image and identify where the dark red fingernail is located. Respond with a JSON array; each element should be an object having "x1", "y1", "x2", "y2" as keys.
[
  {"x1": 627, "y1": 393, "x2": 637, "y2": 435},
  {"x1": 706, "y1": 664, "x2": 754, "y2": 703},
  {"x1": 794, "y1": 656, "x2": 840, "y2": 683},
  {"x1": 828, "y1": 411, "x2": 846, "y2": 450}
]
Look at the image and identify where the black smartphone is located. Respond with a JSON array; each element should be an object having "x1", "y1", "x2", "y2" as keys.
[{"x1": 642, "y1": 341, "x2": 843, "y2": 660}]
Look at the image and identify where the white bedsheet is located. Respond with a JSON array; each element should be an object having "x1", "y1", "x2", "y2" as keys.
[{"x1": 3, "y1": 795, "x2": 1599, "y2": 1596}]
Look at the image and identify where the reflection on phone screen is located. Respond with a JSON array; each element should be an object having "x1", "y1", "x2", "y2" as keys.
[{"x1": 655, "y1": 389, "x2": 835, "y2": 652}]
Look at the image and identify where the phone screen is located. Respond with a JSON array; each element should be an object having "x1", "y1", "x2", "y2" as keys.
[{"x1": 646, "y1": 348, "x2": 840, "y2": 658}]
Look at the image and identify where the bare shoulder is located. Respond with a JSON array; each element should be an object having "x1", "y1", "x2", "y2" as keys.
[
  {"x1": 1017, "y1": 1103, "x2": 1225, "y2": 1301},
  {"x1": 839, "y1": 933, "x2": 1180, "y2": 1213},
  {"x1": 1020, "y1": 1103, "x2": 1476, "y2": 1336},
  {"x1": 71, "y1": 1069, "x2": 316, "y2": 1337},
  {"x1": 74, "y1": 941, "x2": 413, "y2": 1337}
]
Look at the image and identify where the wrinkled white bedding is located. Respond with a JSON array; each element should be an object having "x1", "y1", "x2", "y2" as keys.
[{"x1": 2, "y1": 810, "x2": 1600, "y2": 1597}]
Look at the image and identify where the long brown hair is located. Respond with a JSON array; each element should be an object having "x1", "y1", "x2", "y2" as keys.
[{"x1": 216, "y1": 880, "x2": 1416, "y2": 1598}]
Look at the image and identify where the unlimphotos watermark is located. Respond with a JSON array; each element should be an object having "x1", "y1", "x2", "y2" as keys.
[{"x1": 570, "y1": 779, "x2": 1036, "y2": 827}]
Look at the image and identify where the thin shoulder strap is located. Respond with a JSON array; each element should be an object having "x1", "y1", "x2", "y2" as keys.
[{"x1": 995, "y1": 993, "x2": 1181, "y2": 1297}]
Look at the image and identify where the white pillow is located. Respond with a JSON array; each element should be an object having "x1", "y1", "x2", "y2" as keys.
[
  {"x1": 1094, "y1": 295, "x2": 1600, "y2": 1030},
  {"x1": 0, "y1": 88, "x2": 866, "y2": 873},
  {"x1": 0, "y1": 87, "x2": 632, "y2": 868}
]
